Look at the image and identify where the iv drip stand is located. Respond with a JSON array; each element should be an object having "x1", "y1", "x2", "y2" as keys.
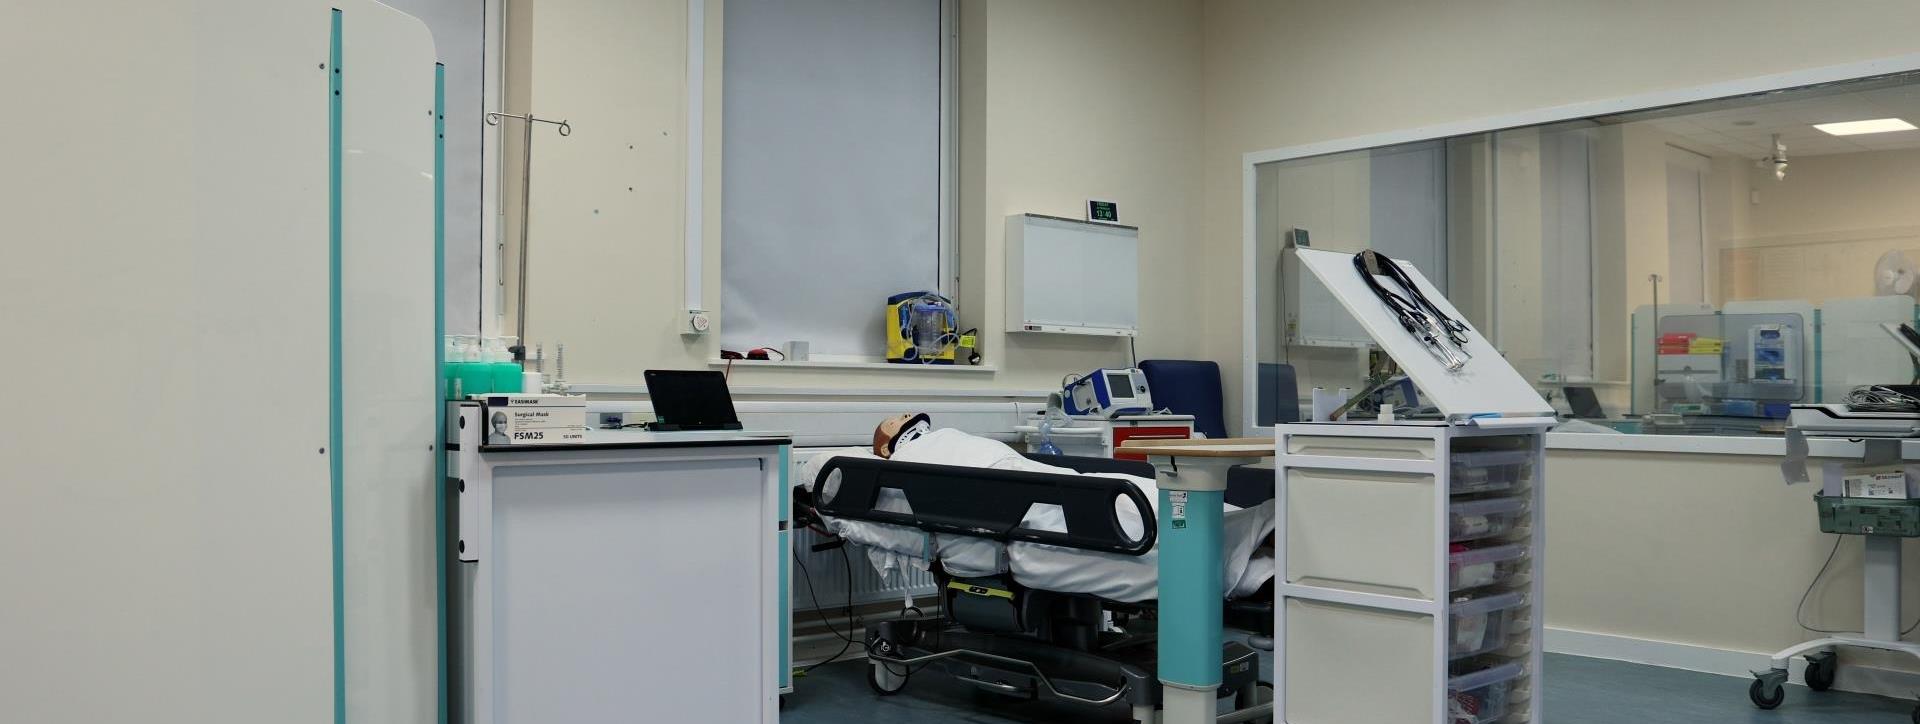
[
  {"x1": 486, "y1": 111, "x2": 570, "y2": 363},
  {"x1": 1647, "y1": 273, "x2": 1661, "y2": 415}
]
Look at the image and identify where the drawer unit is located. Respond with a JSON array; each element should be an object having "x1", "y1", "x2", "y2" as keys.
[
  {"x1": 1285, "y1": 468, "x2": 1437, "y2": 599},
  {"x1": 1276, "y1": 422, "x2": 1546, "y2": 724},
  {"x1": 1283, "y1": 599, "x2": 1435, "y2": 724}
]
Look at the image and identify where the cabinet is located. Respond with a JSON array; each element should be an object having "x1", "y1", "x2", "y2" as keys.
[{"x1": 1276, "y1": 422, "x2": 1544, "y2": 724}]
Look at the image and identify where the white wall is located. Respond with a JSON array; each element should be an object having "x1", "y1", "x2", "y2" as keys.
[
  {"x1": 1548, "y1": 449, "x2": 1920, "y2": 680},
  {"x1": 2, "y1": 3, "x2": 339, "y2": 722},
  {"x1": 509, "y1": 0, "x2": 1205, "y2": 395},
  {"x1": 1720, "y1": 148, "x2": 1920, "y2": 303}
]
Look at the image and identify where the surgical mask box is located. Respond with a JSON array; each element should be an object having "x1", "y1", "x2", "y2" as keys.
[
  {"x1": 1844, "y1": 470, "x2": 1910, "y2": 499},
  {"x1": 1822, "y1": 461, "x2": 1915, "y2": 499},
  {"x1": 479, "y1": 394, "x2": 588, "y2": 445}
]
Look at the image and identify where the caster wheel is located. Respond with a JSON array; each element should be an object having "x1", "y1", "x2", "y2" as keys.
[
  {"x1": 867, "y1": 662, "x2": 908, "y2": 696},
  {"x1": 1911, "y1": 702, "x2": 1920, "y2": 724},
  {"x1": 1749, "y1": 677, "x2": 1785, "y2": 710},
  {"x1": 1804, "y1": 653, "x2": 1836, "y2": 692}
]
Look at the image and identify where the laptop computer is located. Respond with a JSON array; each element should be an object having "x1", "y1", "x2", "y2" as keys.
[
  {"x1": 1563, "y1": 385, "x2": 1606, "y2": 420},
  {"x1": 643, "y1": 370, "x2": 744, "y2": 431}
]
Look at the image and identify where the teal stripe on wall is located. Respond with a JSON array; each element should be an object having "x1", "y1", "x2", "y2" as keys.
[{"x1": 328, "y1": 8, "x2": 346, "y2": 724}]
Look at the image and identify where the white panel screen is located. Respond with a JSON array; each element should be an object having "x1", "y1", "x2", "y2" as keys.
[
  {"x1": 379, "y1": 0, "x2": 489, "y2": 335},
  {"x1": 721, "y1": 0, "x2": 943, "y2": 356},
  {"x1": 1013, "y1": 215, "x2": 1140, "y2": 332},
  {"x1": 340, "y1": 4, "x2": 440, "y2": 722}
]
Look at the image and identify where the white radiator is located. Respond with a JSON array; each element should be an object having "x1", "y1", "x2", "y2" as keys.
[
  {"x1": 789, "y1": 445, "x2": 940, "y2": 611},
  {"x1": 791, "y1": 526, "x2": 936, "y2": 611}
]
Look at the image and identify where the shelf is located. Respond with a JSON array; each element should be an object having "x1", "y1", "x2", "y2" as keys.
[
  {"x1": 706, "y1": 358, "x2": 997, "y2": 373},
  {"x1": 1007, "y1": 324, "x2": 1136, "y2": 337}
]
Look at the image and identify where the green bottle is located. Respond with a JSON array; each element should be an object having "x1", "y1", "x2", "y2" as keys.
[{"x1": 485, "y1": 337, "x2": 522, "y2": 394}]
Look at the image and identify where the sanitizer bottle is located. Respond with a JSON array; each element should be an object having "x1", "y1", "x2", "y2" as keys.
[
  {"x1": 488, "y1": 337, "x2": 523, "y2": 393},
  {"x1": 454, "y1": 336, "x2": 493, "y2": 398}
]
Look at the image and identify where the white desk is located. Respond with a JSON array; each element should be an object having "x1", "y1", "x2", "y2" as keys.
[{"x1": 452, "y1": 407, "x2": 791, "y2": 723}]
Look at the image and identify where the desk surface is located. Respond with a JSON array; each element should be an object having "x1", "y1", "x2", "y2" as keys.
[
  {"x1": 1119, "y1": 437, "x2": 1274, "y2": 457},
  {"x1": 481, "y1": 428, "x2": 791, "y2": 453}
]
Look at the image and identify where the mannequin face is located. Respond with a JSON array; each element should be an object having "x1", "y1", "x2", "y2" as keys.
[{"x1": 873, "y1": 413, "x2": 932, "y2": 458}]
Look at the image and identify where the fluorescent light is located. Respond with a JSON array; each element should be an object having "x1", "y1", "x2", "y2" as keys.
[{"x1": 1813, "y1": 118, "x2": 1917, "y2": 136}]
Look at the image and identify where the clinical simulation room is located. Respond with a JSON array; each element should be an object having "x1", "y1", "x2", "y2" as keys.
[{"x1": 22, "y1": 2, "x2": 1920, "y2": 723}]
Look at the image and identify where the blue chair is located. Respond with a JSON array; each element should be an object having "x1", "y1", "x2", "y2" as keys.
[
  {"x1": 1138, "y1": 360, "x2": 1229, "y2": 439},
  {"x1": 1258, "y1": 362, "x2": 1300, "y2": 425}
]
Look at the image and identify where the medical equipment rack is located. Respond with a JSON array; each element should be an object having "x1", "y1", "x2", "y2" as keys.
[
  {"x1": 1753, "y1": 432, "x2": 1920, "y2": 720},
  {"x1": 1275, "y1": 420, "x2": 1547, "y2": 724}
]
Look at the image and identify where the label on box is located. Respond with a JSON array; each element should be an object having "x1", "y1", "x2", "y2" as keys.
[
  {"x1": 482, "y1": 399, "x2": 588, "y2": 445},
  {"x1": 1169, "y1": 490, "x2": 1187, "y2": 529},
  {"x1": 1844, "y1": 470, "x2": 1907, "y2": 499}
]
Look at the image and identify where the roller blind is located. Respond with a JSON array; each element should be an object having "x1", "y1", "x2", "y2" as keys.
[{"x1": 721, "y1": 0, "x2": 944, "y2": 357}]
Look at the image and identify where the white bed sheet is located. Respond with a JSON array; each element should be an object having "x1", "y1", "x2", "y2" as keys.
[{"x1": 799, "y1": 429, "x2": 1275, "y2": 603}]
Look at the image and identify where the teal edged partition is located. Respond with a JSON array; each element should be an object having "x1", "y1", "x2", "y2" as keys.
[
  {"x1": 432, "y1": 62, "x2": 449, "y2": 724},
  {"x1": 327, "y1": 9, "x2": 346, "y2": 724}
]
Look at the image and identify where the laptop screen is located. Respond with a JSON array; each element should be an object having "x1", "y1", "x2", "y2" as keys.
[
  {"x1": 643, "y1": 370, "x2": 743, "y2": 431},
  {"x1": 1563, "y1": 386, "x2": 1605, "y2": 419}
]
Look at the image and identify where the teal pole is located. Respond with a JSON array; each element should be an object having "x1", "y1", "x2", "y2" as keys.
[
  {"x1": 432, "y1": 62, "x2": 448, "y2": 724},
  {"x1": 1157, "y1": 488, "x2": 1224, "y2": 689}
]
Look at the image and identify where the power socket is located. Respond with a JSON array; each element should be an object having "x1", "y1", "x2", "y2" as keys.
[{"x1": 683, "y1": 308, "x2": 712, "y2": 336}]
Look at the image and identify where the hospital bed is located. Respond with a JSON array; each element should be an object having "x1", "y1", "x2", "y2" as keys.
[{"x1": 796, "y1": 451, "x2": 1272, "y2": 722}]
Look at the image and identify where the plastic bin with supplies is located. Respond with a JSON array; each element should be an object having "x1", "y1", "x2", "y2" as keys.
[
  {"x1": 1449, "y1": 592, "x2": 1528, "y2": 659},
  {"x1": 1450, "y1": 449, "x2": 1533, "y2": 495},
  {"x1": 1815, "y1": 495, "x2": 1920, "y2": 537},
  {"x1": 1450, "y1": 497, "x2": 1528, "y2": 542},
  {"x1": 1447, "y1": 660, "x2": 1525, "y2": 724},
  {"x1": 1449, "y1": 543, "x2": 1529, "y2": 592}
]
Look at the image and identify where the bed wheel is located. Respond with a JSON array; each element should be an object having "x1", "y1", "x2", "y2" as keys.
[{"x1": 867, "y1": 661, "x2": 909, "y2": 696}]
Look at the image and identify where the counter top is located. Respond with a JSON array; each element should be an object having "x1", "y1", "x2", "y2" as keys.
[{"x1": 480, "y1": 428, "x2": 791, "y2": 453}]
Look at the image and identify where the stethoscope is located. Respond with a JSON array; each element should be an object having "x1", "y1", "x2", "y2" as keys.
[{"x1": 1352, "y1": 250, "x2": 1472, "y2": 371}]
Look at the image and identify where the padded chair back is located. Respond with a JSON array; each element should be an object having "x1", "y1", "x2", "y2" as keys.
[
  {"x1": 1258, "y1": 362, "x2": 1300, "y2": 425},
  {"x1": 1138, "y1": 359, "x2": 1227, "y2": 439}
]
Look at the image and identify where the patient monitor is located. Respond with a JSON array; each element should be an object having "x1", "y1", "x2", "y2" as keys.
[{"x1": 1064, "y1": 368, "x2": 1152, "y2": 418}]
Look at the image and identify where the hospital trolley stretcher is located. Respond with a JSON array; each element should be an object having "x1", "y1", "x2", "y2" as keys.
[{"x1": 800, "y1": 453, "x2": 1273, "y2": 723}]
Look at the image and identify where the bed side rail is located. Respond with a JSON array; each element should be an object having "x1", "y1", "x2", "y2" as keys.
[{"x1": 813, "y1": 457, "x2": 1157, "y2": 556}]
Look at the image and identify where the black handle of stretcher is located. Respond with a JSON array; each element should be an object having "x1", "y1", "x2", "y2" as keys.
[{"x1": 812, "y1": 457, "x2": 1158, "y2": 556}]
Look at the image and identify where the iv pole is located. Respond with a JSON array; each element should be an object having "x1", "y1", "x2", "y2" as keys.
[{"x1": 486, "y1": 111, "x2": 570, "y2": 364}]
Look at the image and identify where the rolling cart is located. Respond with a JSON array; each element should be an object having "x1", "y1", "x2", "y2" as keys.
[
  {"x1": 1267, "y1": 248, "x2": 1558, "y2": 722},
  {"x1": 1758, "y1": 412, "x2": 1920, "y2": 720}
]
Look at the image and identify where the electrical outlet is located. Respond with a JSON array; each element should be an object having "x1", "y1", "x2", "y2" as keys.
[{"x1": 684, "y1": 309, "x2": 711, "y2": 336}]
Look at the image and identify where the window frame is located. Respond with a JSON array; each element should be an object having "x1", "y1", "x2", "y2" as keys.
[
  {"x1": 701, "y1": 0, "x2": 959, "y2": 362},
  {"x1": 1239, "y1": 53, "x2": 1920, "y2": 444}
]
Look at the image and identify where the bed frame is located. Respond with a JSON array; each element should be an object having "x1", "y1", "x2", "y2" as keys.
[{"x1": 801, "y1": 453, "x2": 1266, "y2": 723}]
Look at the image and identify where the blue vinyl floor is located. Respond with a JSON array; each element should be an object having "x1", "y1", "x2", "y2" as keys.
[{"x1": 783, "y1": 651, "x2": 1915, "y2": 723}]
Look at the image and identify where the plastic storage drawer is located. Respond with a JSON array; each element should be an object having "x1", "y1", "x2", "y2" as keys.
[
  {"x1": 1449, "y1": 592, "x2": 1527, "y2": 659},
  {"x1": 1450, "y1": 449, "x2": 1533, "y2": 495},
  {"x1": 1450, "y1": 543, "x2": 1528, "y2": 592},
  {"x1": 1448, "y1": 661, "x2": 1525, "y2": 724},
  {"x1": 1815, "y1": 495, "x2": 1920, "y2": 537},
  {"x1": 1450, "y1": 497, "x2": 1528, "y2": 542}
]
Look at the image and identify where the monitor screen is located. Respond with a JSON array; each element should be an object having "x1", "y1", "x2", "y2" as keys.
[{"x1": 1106, "y1": 371, "x2": 1134, "y2": 398}]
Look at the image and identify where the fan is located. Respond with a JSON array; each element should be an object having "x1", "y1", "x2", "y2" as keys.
[{"x1": 1875, "y1": 250, "x2": 1920, "y2": 299}]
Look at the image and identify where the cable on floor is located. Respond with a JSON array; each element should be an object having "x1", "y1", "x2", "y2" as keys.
[{"x1": 1795, "y1": 534, "x2": 1920, "y2": 637}]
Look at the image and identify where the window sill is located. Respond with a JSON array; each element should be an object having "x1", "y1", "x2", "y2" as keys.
[{"x1": 707, "y1": 358, "x2": 997, "y2": 373}]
